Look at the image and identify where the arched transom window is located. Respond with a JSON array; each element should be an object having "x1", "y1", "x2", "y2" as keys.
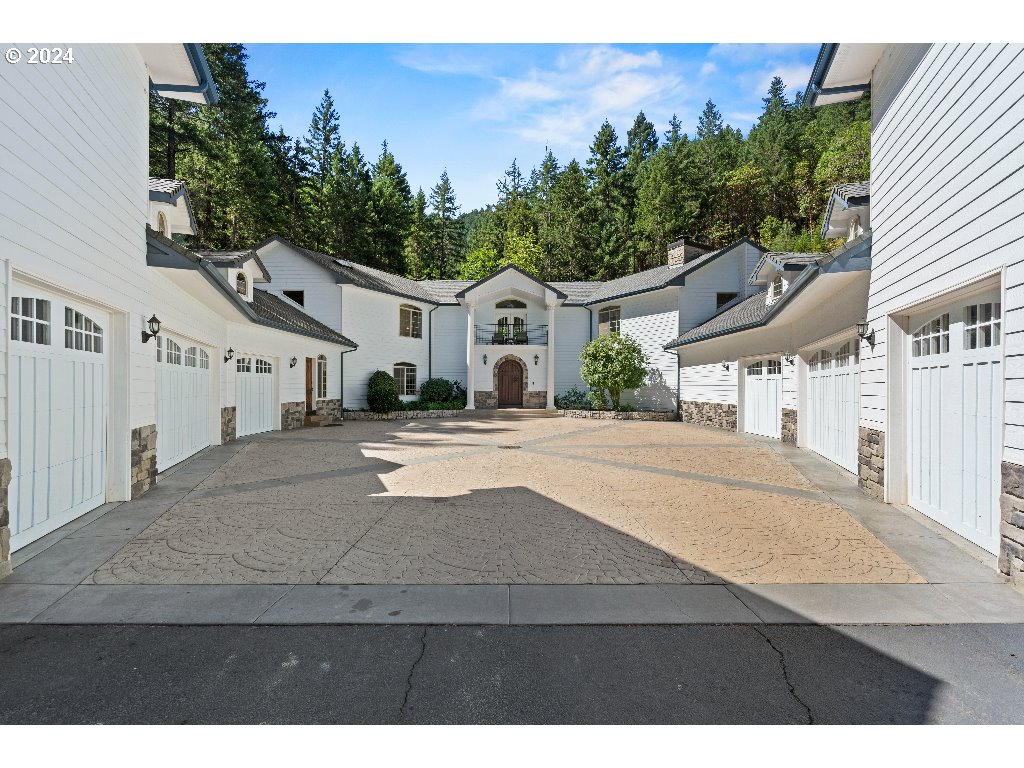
[{"x1": 236, "y1": 271, "x2": 248, "y2": 297}]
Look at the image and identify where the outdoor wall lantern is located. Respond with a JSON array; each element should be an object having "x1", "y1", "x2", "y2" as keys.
[
  {"x1": 784, "y1": 353, "x2": 795, "y2": 365},
  {"x1": 720, "y1": 361, "x2": 730, "y2": 371},
  {"x1": 224, "y1": 347, "x2": 234, "y2": 363},
  {"x1": 534, "y1": 354, "x2": 539, "y2": 366},
  {"x1": 289, "y1": 356, "x2": 298, "y2": 368},
  {"x1": 856, "y1": 321, "x2": 876, "y2": 348},
  {"x1": 483, "y1": 353, "x2": 488, "y2": 365},
  {"x1": 140, "y1": 314, "x2": 161, "y2": 343}
]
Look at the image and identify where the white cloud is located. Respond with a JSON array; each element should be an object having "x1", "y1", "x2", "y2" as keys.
[{"x1": 468, "y1": 44, "x2": 686, "y2": 149}]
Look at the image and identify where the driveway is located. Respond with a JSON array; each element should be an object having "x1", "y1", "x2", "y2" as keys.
[{"x1": 74, "y1": 412, "x2": 928, "y2": 586}]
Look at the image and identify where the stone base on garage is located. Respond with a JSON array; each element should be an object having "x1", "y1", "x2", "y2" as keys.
[
  {"x1": 130, "y1": 425, "x2": 157, "y2": 499},
  {"x1": 781, "y1": 408, "x2": 798, "y2": 444},
  {"x1": 474, "y1": 391, "x2": 547, "y2": 409},
  {"x1": 344, "y1": 409, "x2": 465, "y2": 421},
  {"x1": 0, "y1": 458, "x2": 10, "y2": 579},
  {"x1": 679, "y1": 400, "x2": 737, "y2": 431},
  {"x1": 999, "y1": 462, "x2": 1024, "y2": 584},
  {"x1": 858, "y1": 427, "x2": 885, "y2": 501},
  {"x1": 221, "y1": 406, "x2": 236, "y2": 443},
  {"x1": 316, "y1": 398, "x2": 343, "y2": 423},
  {"x1": 281, "y1": 401, "x2": 305, "y2": 430}
]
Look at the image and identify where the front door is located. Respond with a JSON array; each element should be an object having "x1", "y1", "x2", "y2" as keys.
[
  {"x1": 497, "y1": 360, "x2": 523, "y2": 407},
  {"x1": 305, "y1": 357, "x2": 314, "y2": 413}
]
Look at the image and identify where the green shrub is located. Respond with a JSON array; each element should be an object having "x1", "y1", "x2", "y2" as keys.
[
  {"x1": 579, "y1": 333, "x2": 650, "y2": 409},
  {"x1": 554, "y1": 387, "x2": 589, "y2": 410},
  {"x1": 366, "y1": 370, "x2": 402, "y2": 414},
  {"x1": 587, "y1": 389, "x2": 609, "y2": 411},
  {"x1": 615, "y1": 403, "x2": 636, "y2": 412},
  {"x1": 420, "y1": 377, "x2": 455, "y2": 403}
]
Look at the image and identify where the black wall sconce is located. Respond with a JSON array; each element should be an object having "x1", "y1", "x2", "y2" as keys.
[
  {"x1": 483, "y1": 354, "x2": 488, "y2": 365},
  {"x1": 533, "y1": 354, "x2": 539, "y2": 366},
  {"x1": 856, "y1": 321, "x2": 876, "y2": 348},
  {"x1": 289, "y1": 357, "x2": 298, "y2": 368},
  {"x1": 141, "y1": 314, "x2": 161, "y2": 343},
  {"x1": 224, "y1": 347, "x2": 234, "y2": 363},
  {"x1": 721, "y1": 361, "x2": 730, "y2": 371},
  {"x1": 784, "y1": 354, "x2": 795, "y2": 365}
]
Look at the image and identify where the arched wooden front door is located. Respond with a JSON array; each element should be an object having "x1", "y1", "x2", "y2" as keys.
[{"x1": 497, "y1": 359, "x2": 524, "y2": 407}]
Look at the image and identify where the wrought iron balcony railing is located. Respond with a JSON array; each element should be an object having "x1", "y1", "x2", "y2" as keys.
[{"x1": 474, "y1": 323, "x2": 548, "y2": 345}]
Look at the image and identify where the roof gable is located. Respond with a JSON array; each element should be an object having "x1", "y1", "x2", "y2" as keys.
[{"x1": 454, "y1": 263, "x2": 566, "y2": 303}]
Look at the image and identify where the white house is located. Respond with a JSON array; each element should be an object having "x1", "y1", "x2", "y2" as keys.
[
  {"x1": 255, "y1": 235, "x2": 766, "y2": 411},
  {"x1": 0, "y1": 44, "x2": 356, "y2": 576},
  {"x1": 669, "y1": 43, "x2": 1024, "y2": 581}
]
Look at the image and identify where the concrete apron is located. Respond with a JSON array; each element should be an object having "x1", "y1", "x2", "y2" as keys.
[{"x1": 4, "y1": 430, "x2": 1024, "y2": 626}]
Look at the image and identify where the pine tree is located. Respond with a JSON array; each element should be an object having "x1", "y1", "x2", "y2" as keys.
[
  {"x1": 369, "y1": 141, "x2": 413, "y2": 274},
  {"x1": 301, "y1": 89, "x2": 341, "y2": 252},
  {"x1": 425, "y1": 171, "x2": 464, "y2": 279},
  {"x1": 530, "y1": 148, "x2": 560, "y2": 278},
  {"x1": 550, "y1": 159, "x2": 595, "y2": 280},
  {"x1": 624, "y1": 111, "x2": 659, "y2": 271},
  {"x1": 586, "y1": 120, "x2": 629, "y2": 278},
  {"x1": 404, "y1": 188, "x2": 430, "y2": 279}
]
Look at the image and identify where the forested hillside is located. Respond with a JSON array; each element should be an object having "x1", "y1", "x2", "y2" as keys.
[{"x1": 149, "y1": 43, "x2": 871, "y2": 282}]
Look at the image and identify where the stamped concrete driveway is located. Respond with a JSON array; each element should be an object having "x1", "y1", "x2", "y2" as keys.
[{"x1": 85, "y1": 412, "x2": 924, "y2": 586}]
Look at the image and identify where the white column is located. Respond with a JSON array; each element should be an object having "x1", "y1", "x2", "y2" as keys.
[
  {"x1": 465, "y1": 303, "x2": 476, "y2": 409},
  {"x1": 546, "y1": 303, "x2": 556, "y2": 409}
]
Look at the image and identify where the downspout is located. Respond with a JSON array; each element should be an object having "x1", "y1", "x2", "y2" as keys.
[
  {"x1": 586, "y1": 306, "x2": 593, "y2": 341},
  {"x1": 676, "y1": 355, "x2": 681, "y2": 421},
  {"x1": 340, "y1": 347, "x2": 355, "y2": 413},
  {"x1": 428, "y1": 304, "x2": 439, "y2": 379}
]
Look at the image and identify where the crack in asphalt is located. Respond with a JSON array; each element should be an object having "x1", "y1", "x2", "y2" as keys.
[
  {"x1": 751, "y1": 625, "x2": 814, "y2": 724},
  {"x1": 399, "y1": 627, "x2": 429, "y2": 723}
]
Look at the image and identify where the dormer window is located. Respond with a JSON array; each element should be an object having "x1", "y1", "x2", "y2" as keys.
[
  {"x1": 236, "y1": 271, "x2": 248, "y2": 297},
  {"x1": 767, "y1": 274, "x2": 786, "y2": 304},
  {"x1": 156, "y1": 211, "x2": 169, "y2": 237}
]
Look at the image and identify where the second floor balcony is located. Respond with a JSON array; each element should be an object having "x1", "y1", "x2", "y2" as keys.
[{"x1": 474, "y1": 323, "x2": 548, "y2": 346}]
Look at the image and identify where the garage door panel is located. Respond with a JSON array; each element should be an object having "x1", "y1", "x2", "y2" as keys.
[
  {"x1": 156, "y1": 338, "x2": 212, "y2": 472},
  {"x1": 909, "y1": 293, "x2": 1001, "y2": 553},
  {"x1": 807, "y1": 340, "x2": 859, "y2": 474},
  {"x1": 235, "y1": 356, "x2": 275, "y2": 438}
]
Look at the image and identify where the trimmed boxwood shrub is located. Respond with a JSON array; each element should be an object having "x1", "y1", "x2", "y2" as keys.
[
  {"x1": 554, "y1": 387, "x2": 589, "y2": 410},
  {"x1": 420, "y1": 377, "x2": 455, "y2": 403},
  {"x1": 367, "y1": 370, "x2": 402, "y2": 414}
]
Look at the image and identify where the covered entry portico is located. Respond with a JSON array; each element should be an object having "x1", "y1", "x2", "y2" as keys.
[{"x1": 455, "y1": 265, "x2": 566, "y2": 410}]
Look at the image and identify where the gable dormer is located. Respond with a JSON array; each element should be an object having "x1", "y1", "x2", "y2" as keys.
[
  {"x1": 148, "y1": 178, "x2": 197, "y2": 238},
  {"x1": 194, "y1": 249, "x2": 272, "y2": 304},
  {"x1": 822, "y1": 182, "x2": 870, "y2": 242},
  {"x1": 749, "y1": 252, "x2": 821, "y2": 306}
]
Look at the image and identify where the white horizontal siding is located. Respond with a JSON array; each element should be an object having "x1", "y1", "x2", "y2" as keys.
[
  {"x1": 865, "y1": 43, "x2": 1024, "y2": 466},
  {"x1": 257, "y1": 240, "x2": 343, "y2": 331},
  {"x1": 554, "y1": 307, "x2": 589, "y2": 394},
  {"x1": 680, "y1": 363, "x2": 737, "y2": 405}
]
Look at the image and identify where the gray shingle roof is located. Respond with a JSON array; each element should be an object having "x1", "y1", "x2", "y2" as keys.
[
  {"x1": 666, "y1": 292, "x2": 772, "y2": 348},
  {"x1": 148, "y1": 177, "x2": 187, "y2": 196},
  {"x1": 194, "y1": 249, "x2": 272, "y2": 281},
  {"x1": 583, "y1": 238, "x2": 762, "y2": 305},
  {"x1": 251, "y1": 289, "x2": 356, "y2": 348},
  {"x1": 417, "y1": 280, "x2": 475, "y2": 303},
  {"x1": 550, "y1": 281, "x2": 603, "y2": 305}
]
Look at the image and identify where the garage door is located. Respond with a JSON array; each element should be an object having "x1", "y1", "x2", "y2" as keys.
[
  {"x1": 909, "y1": 290, "x2": 1002, "y2": 553},
  {"x1": 235, "y1": 356, "x2": 274, "y2": 437},
  {"x1": 10, "y1": 293, "x2": 107, "y2": 551},
  {"x1": 743, "y1": 358, "x2": 782, "y2": 439},
  {"x1": 806, "y1": 339, "x2": 860, "y2": 474},
  {"x1": 156, "y1": 336, "x2": 212, "y2": 471}
]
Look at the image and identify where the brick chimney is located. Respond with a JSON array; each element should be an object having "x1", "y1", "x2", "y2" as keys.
[{"x1": 667, "y1": 237, "x2": 714, "y2": 266}]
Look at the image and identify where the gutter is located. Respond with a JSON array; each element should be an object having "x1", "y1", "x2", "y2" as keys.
[{"x1": 151, "y1": 43, "x2": 219, "y2": 105}]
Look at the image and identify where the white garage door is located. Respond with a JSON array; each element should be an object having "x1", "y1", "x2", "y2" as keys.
[
  {"x1": 10, "y1": 294, "x2": 107, "y2": 551},
  {"x1": 909, "y1": 290, "x2": 1002, "y2": 553},
  {"x1": 235, "y1": 356, "x2": 275, "y2": 437},
  {"x1": 807, "y1": 339, "x2": 860, "y2": 474},
  {"x1": 743, "y1": 358, "x2": 782, "y2": 439},
  {"x1": 156, "y1": 336, "x2": 212, "y2": 471}
]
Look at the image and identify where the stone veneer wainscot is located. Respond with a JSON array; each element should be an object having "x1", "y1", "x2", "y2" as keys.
[
  {"x1": 679, "y1": 400, "x2": 738, "y2": 431},
  {"x1": 999, "y1": 462, "x2": 1024, "y2": 585},
  {"x1": 131, "y1": 425, "x2": 157, "y2": 499},
  {"x1": 858, "y1": 427, "x2": 885, "y2": 500},
  {"x1": 560, "y1": 409, "x2": 676, "y2": 421},
  {"x1": 0, "y1": 458, "x2": 11, "y2": 578},
  {"x1": 281, "y1": 401, "x2": 305, "y2": 430},
  {"x1": 221, "y1": 406, "x2": 236, "y2": 443},
  {"x1": 781, "y1": 408, "x2": 798, "y2": 444},
  {"x1": 316, "y1": 398, "x2": 343, "y2": 423}
]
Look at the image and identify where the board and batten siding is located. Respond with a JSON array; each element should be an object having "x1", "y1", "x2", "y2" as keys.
[{"x1": 864, "y1": 43, "x2": 1024, "y2": 464}]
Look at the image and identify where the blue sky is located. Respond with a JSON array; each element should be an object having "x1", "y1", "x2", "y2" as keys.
[{"x1": 245, "y1": 43, "x2": 820, "y2": 211}]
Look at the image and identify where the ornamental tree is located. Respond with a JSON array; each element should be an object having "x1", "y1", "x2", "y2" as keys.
[{"x1": 579, "y1": 333, "x2": 650, "y2": 409}]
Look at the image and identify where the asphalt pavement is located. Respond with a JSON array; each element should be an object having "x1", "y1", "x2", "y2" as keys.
[{"x1": 2, "y1": 623, "x2": 1023, "y2": 724}]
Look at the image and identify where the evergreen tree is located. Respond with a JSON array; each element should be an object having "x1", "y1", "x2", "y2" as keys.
[
  {"x1": 624, "y1": 111, "x2": 659, "y2": 271},
  {"x1": 301, "y1": 89, "x2": 341, "y2": 252},
  {"x1": 404, "y1": 188, "x2": 430, "y2": 279},
  {"x1": 586, "y1": 120, "x2": 630, "y2": 278},
  {"x1": 550, "y1": 159, "x2": 596, "y2": 280},
  {"x1": 530, "y1": 148, "x2": 560, "y2": 278},
  {"x1": 425, "y1": 171, "x2": 463, "y2": 279},
  {"x1": 369, "y1": 141, "x2": 413, "y2": 274}
]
